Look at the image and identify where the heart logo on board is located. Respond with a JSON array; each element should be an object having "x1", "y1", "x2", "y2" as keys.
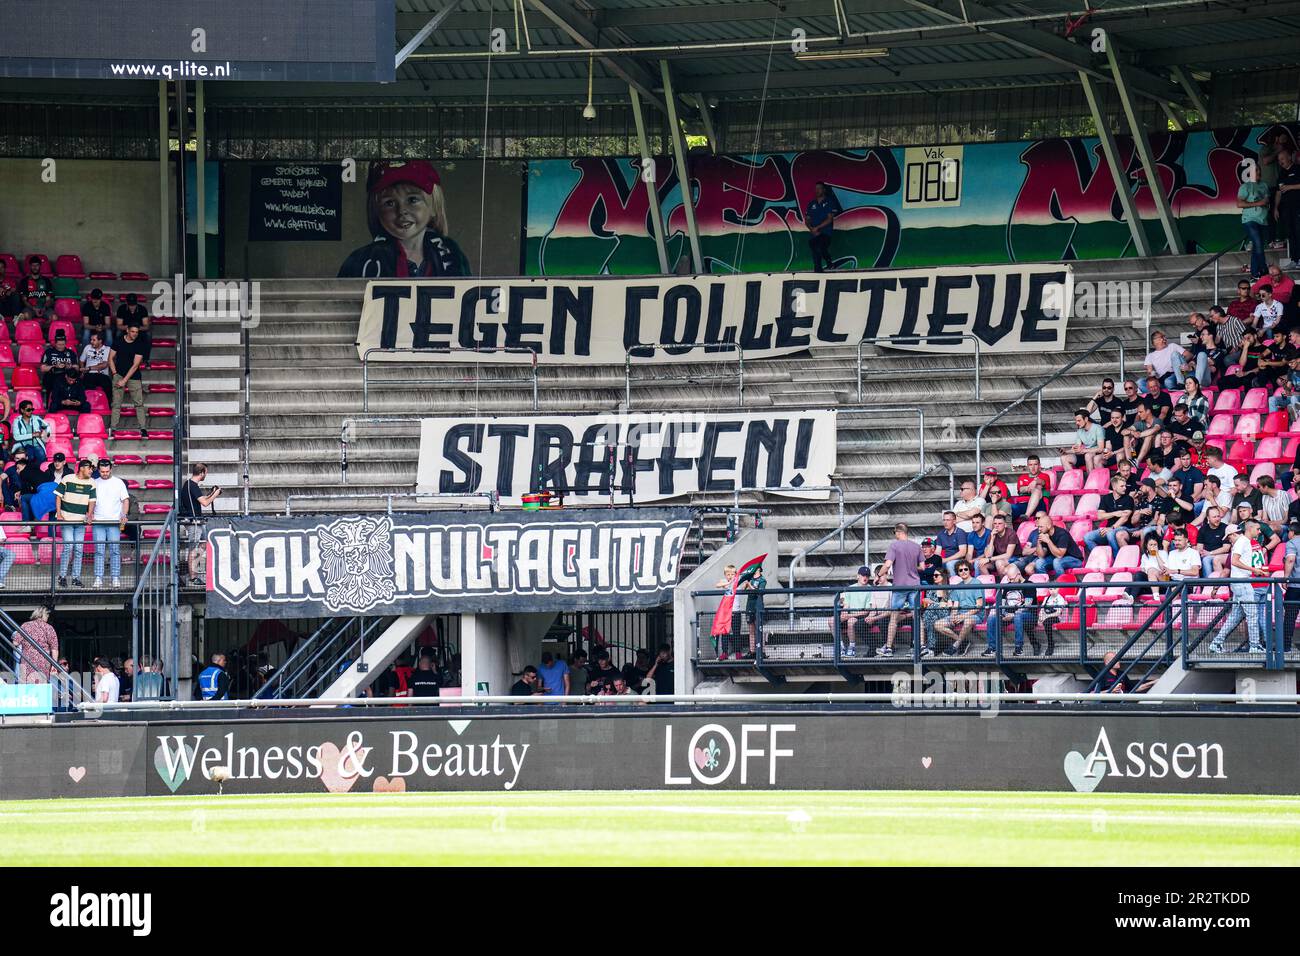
[
  {"x1": 67, "y1": 766, "x2": 86, "y2": 783},
  {"x1": 153, "y1": 741, "x2": 196, "y2": 794},
  {"x1": 920, "y1": 757, "x2": 932, "y2": 769},
  {"x1": 372, "y1": 776, "x2": 407, "y2": 794},
  {"x1": 319, "y1": 741, "x2": 370, "y2": 794},
  {"x1": 1063, "y1": 750, "x2": 1104, "y2": 793},
  {"x1": 693, "y1": 747, "x2": 709, "y2": 770}
]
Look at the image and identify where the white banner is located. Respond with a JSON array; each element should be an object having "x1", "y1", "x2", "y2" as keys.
[
  {"x1": 357, "y1": 265, "x2": 1071, "y2": 364},
  {"x1": 416, "y1": 410, "x2": 838, "y2": 505}
]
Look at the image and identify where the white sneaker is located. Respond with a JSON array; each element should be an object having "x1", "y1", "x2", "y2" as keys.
[
  {"x1": 93, "y1": 576, "x2": 103, "y2": 588},
  {"x1": 111, "y1": 577, "x2": 121, "y2": 588},
  {"x1": 1283, "y1": 259, "x2": 1299, "y2": 270}
]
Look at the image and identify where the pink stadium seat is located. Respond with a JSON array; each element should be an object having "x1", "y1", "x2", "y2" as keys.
[
  {"x1": 9, "y1": 543, "x2": 36, "y2": 566},
  {"x1": 152, "y1": 316, "x2": 178, "y2": 327},
  {"x1": 53, "y1": 298, "x2": 81, "y2": 321},
  {"x1": 146, "y1": 407, "x2": 174, "y2": 418},
  {"x1": 0, "y1": 351, "x2": 14, "y2": 371},
  {"x1": 141, "y1": 503, "x2": 170, "y2": 514},
  {"x1": 1085, "y1": 546, "x2": 1113, "y2": 572},
  {"x1": 1073, "y1": 493, "x2": 1101, "y2": 520},
  {"x1": 1048, "y1": 495, "x2": 1075, "y2": 523},
  {"x1": 1055, "y1": 468, "x2": 1085, "y2": 493},
  {"x1": 17, "y1": 344, "x2": 43, "y2": 366},
  {"x1": 1213, "y1": 389, "x2": 1241, "y2": 414},
  {"x1": 54, "y1": 255, "x2": 85, "y2": 278},
  {"x1": 149, "y1": 360, "x2": 176, "y2": 371},
  {"x1": 77, "y1": 437, "x2": 107, "y2": 462},
  {"x1": 1261, "y1": 411, "x2": 1290, "y2": 437},
  {"x1": 46, "y1": 438, "x2": 73, "y2": 461},
  {"x1": 124, "y1": 479, "x2": 141, "y2": 491},
  {"x1": 1101, "y1": 572, "x2": 1134, "y2": 601},
  {"x1": 1168, "y1": 390, "x2": 1184, "y2": 406},
  {"x1": 1226, "y1": 439, "x2": 1254, "y2": 467},
  {"x1": 147, "y1": 430, "x2": 174, "y2": 441},
  {"x1": 75, "y1": 413, "x2": 106, "y2": 438},
  {"x1": 1248, "y1": 437, "x2": 1283, "y2": 465},
  {"x1": 88, "y1": 271, "x2": 117, "y2": 281},
  {"x1": 1111, "y1": 545, "x2": 1141, "y2": 574},
  {"x1": 14, "y1": 390, "x2": 44, "y2": 414},
  {"x1": 119, "y1": 272, "x2": 151, "y2": 282},
  {"x1": 46, "y1": 319, "x2": 76, "y2": 344},
  {"x1": 1083, "y1": 468, "x2": 1111, "y2": 493},
  {"x1": 1016, "y1": 520, "x2": 1035, "y2": 547},
  {"x1": 1249, "y1": 462, "x2": 1276, "y2": 484},
  {"x1": 144, "y1": 479, "x2": 175, "y2": 490},
  {"x1": 11, "y1": 366, "x2": 40, "y2": 390},
  {"x1": 1067, "y1": 519, "x2": 1093, "y2": 546},
  {"x1": 145, "y1": 454, "x2": 174, "y2": 465},
  {"x1": 0, "y1": 322, "x2": 10, "y2": 344},
  {"x1": 1207, "y1": 414, "x2": 1235, "y2": 437},
  {"x1": 1269, "y1": 544, "x2": 1287, "y2": 571},
  {"x1": 43, "y1": 412, "x2": 70, "y2": 439},
  {"x1": 1234, "y1": 414, "x2": 1261, "y2": 439},
  {"x1": 1242, "y1": 388, "x2": 1269, "y2": 413},
  {"x1": 0, "y1": 254, "x2": 20, "y2": 279},
  {"x1": 14, "y1": 320, "x2": 43, "y2": 346},
  {"x1": 112, "y1": 454, "x2": 144, "y2": 466},
  {"x1": 85, "y1": 390, "x2": 109, "y2": 414},
  {"x1": 1283, "y1": 438, "x2": 1300, "y2": 464},
  {"x1": 147, "y1": 383, "x2": 176, "y2": 394},
  {"x1": 152, "y1": 338, "x2": 177, "y2": 350}
]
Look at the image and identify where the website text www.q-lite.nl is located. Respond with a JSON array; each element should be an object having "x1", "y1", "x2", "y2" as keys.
[
  {"x1": 108, "y1": 61, "x2": 231, "y2": 79},
  {"x1": 1114, "y1": 916, "x2": 1251, "y2": 930}
]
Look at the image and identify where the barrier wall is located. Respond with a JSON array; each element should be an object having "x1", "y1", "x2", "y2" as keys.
[{"x1": 3, "y1": 710, "x2": 1297, "y2": 799}]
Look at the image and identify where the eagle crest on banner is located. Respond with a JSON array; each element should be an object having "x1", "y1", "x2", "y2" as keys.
[{"x1": 318, "y1": 515, "x2": 397, "y2": 613}]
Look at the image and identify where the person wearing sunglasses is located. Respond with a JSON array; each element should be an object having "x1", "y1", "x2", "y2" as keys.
[{"x1": 11, "y1": 402, "x2": 50, "y2": 465}]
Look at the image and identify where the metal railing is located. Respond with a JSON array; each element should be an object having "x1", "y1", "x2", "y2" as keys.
[
  {"x1": 362, "y1": 346, "x2": 540, "y2": 412},
  {"x1": 693, "y1": 578, "x2": 1294, "y2": 674},
  {"x1": 786, "y1": 462, "x2": 956, "y2": 594},
  {"x1": 0, "y1": 519, "x2": 175, "y2": 594},
  {"x1": 254, "y1": 617, "x2": 388, "y2": 700},
  {"x1": 339, "y1": 415, "x2": 422, "y2": 484},
  {"x1": 858, "y1": 333, "x2": 982, "y2": 402},
  {"x1": 284, "y1": 490, "x2": 498, "y2": 516},
  {"x1": 973, "y1": 334, "x2": 1127, "y2": 476},
  {"x1": 1, "y1": 605, "x2": 91, "y2": 710},
  {"x1": 839, "y1": 404, "x2": 926, "y2": 473},
  {"x1": 241, "y1": 307, "x2": 251, "y2": 514},
  {"x1": 131, "y1": 509, "x2": 179, "y2": 700},
  {"x1": 686, "y1": 506, "x2": 772, "y2": 564},
  {"x1": 1142, "y1": 241, "x2": 1241, "y2": 343},
  {"x1": 624, "y1": 342, "x2": 743, "y2": 409}
]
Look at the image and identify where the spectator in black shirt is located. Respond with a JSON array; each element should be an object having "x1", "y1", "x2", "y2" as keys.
[
  {"x1": 1145, "y1": 431, "x2": 1181, "y2": 478},
  {"x1": 179, "y1": 463, "x2": 222, "y2": 587},
  {"x1": 409, "y1": 652, "x2": 441, "y2": 697},
  {"x1": 1197, "y1": 506, "x2": 1231, "y2": 576},
  {"x1": 1099, "y1": 407, "x2": 1128, "y2": 467},
  {"x1": 919, "y1": 538, "x2": 944, "y2": 578},
  {"x1": 645, "y1": 643, "x2": 674, "y2": 696},
  {"x1": 1022, "y1": 511, "x2": 1084, "y2": 577},
  {"x1": 1118, "y1": 380, "x2": 1141, "y2": 426},
  {"x1": 1087, "y1": 377, "x2": 1128, "y2": 424},
  {"x1": 1085, "y1": 475, "x2": 1136, "y2": 552},
  {"x1": 1122, "y1": 401, "x2": 1162, "y2": 465},
  {"x1": 39, "y1": 330, "x2": 79, "y2": 406},
  {"x1": 115, "y1": 293, "x2": 152, "y2": 361},
  {"x1": 510, "y1": 665, "x2": 544, "y2": 696},
  {"x1": 51, "y1": 369, "x2": 90, "y2": 414},
  {"x1": 81, "y1": 289, "x2": 113, "y2": 346},
  {"x1": 1170, "y1": 449, "x2": 1205, "y2": 500},
  {"x1": 1142, "y1": 376, "x2": 1173, "y2": 423},
  {"x1": 1230, "y1": 474, "x2": 1263, "y2": 515},
  {"x1": 1165, "y1": 404, "x2": 1198, "y2": 443}
]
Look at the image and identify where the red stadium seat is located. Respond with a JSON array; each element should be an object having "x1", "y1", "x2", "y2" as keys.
[
  {"x1": 146, "y1": 407, "x2": 175, "y2": 417},
  {"x1": 112, "y1": 454, "x2": 144, "y2": 466},
  {"x1": 1242, "y1": 388, "x2": 1269, "y2": 413},
  {"x1": 1226, "y1": 439, "x2": 1254, "y2": 467},
  {"x1": 77, "y1": 437, "x2": 108, "y2": 462},
  {"x1": 0, "y1": 350, "x2": 15, "y2": 371},
  {"x1": 147, "y1": 430, "x2": 174, "y2": 441},
  {"x1": 53, "y1": 298, "x2": 81, "y2": 321},
  {"x1": 85, "y1": 390, "x2": 109, "y2": 414},
  {"x1": 0, "y1": 254, "x2": 20, "y2": 280},
  {"x1": 1048, "y1": 495, "x2": 1075, "y2": 523},
  {"x1": 1073, "y1": 493, "x2": 1101, "y2": 520},
  {"x1": 1207, "y1": 414, "x2": 1235, "y2": 438},
  {"x1": 14, "y1": 320, "x2": 43, "y2": 346},
  {"x1": 46, "y1": 438, "x2": 73, "y2": 461},
  {"x1": 124, "y1": 479, "x2": 141, "y2": 491},
  {"x1": 1067, "y1": 519, "x2": 1093, "y2": 547},
  {"x1": 1111, "y1": 545, "x2": 1141, "y2": 574},
  {"x1": 141, "y1": 503, "x2": 171, "y2": 514},
  {"x1": 11, "y1": 366, "x2": 40, "y2": 390},
  {"x1": 1234, "y1": 414, "x2": 1261, "y2": 439},
  {"x1": 17, "y1": 344, "x2": 44, "y2": 366},
  {"x1": 88, "y1": 271, "x2": 117, "y2": 280},
  {"x1": 54, "y1": 255, "x2": 86, "y2": 278},
  {"x1": 1085, "y1": 546, "x2": 1113, "y2": 572},
  {"x1": 1055, "y1": 468, "x2": 1085, "y2": 493},
  {"x1": 1213, "y1": 389, "x2": 1241, "y2": 414},
  {"x1": 14, "y1": 390, "x2": 44, "y2": 414},
  {"x1": 145, "y1": 454, "x2": 174, "y2": 465},
  {"x1": 152, "y1": 338, "x2": 177, "y2": 350},
  {"x1": 147, "y1": 383, "x2": 176, "y2": 394},
  {"x1": 149, "y1": 360, "x2": 176, "y2": 371},
  {"x1": 119, "y1": 272, "x2": 151, "y2": 281},
  {"x1": 43, "y1": 412, "x2": 70, "y2": 439},
  {"x1": 1248, "y1": 437, "x2": 1283, "y2": 465},
  {"x1": 1261, "y1": 410, "x2": 1290, "y2": 437},
  {"x1": 1249, "y1": 462, "x2": 1276, "y2": 484},
  {"x1": 47, "y1": 319, "x2": 76, "y2": 344},
  {"x1": 1083, "y1": 468, "x2": 1111, "y2": 493},
  {"x1": 75, "y1": 413, "x2": 106, "y2": 438},
  {"x1": 144, "y1": 479, "x2": 175, "y2": 490}
]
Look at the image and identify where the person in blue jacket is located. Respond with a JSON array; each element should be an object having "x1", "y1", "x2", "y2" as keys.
[
  {"x1": 338, "y1": 160, "x2": 470, "y2": 278},
  {"x1": 805, "y1": 182, "x2": 843, "y2": 273}
]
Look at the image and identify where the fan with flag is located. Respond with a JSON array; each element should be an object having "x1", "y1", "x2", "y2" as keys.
[{"x1": 711, "y1": 553, "x2": 767, "y2": 658}]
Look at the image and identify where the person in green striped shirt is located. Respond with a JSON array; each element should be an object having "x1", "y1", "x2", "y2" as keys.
[{"x1": 55, "y1": 458, "x2": 96, "y2": 588}]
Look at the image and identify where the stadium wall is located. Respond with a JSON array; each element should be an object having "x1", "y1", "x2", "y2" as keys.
[
  {"x1": 4, "y1": 711, "x2": 1297, "y2": 799},
  {"x1": 221, "y1": 159, "x2": 523, "y2": 278},
  {"x1": 0, "y1": 158, "x2": 176, "y2": 276}
]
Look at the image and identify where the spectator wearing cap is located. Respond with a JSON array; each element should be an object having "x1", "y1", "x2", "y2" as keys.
[
  {"x1": 51, "y1": 367, "x2": 90, "y2": 415},
  {"x1": 81, "y1": 288, "x2": 113, "y2": 346},
  {"x1": 39, "y1": 329, "x2": 79, "y2": 408},
  {"x1": 918, "y1": 537, "x2": 944, "y2": 579},
  {"x1": 1208, "y1": 520, "x2": 1267, "y2": 655},
  {"x1": 977, "y1": 468, "x2": 1010, "y2": 502},
  {"x1": 43, "y1": 451, "x2": 73, "y2": 484},
  {"x1": 1010, "y1": 454, "x2": 1051, "y2": 518},
  {"x1": 115, "y1": 293, "x2": 152, "y2": 363},
  {"x1": 338, "y1": 160, "x2": 470, "y2": 278}
]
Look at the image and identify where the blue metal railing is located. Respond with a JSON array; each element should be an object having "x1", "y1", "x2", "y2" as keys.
[{"x1": 131, "y1": 508, "x2": 178, "y2": 699}]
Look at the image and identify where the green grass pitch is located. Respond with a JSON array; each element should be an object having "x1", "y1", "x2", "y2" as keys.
[{"x1": 4, "y1": 791, "x2": 1299, "y2": 865}]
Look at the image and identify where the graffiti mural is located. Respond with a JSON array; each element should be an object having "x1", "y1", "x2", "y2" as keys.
[{"x1": 525, "y1": 123, "x2": 1298, "y2": 276}]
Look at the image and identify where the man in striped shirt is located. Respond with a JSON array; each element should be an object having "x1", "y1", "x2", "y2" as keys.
[
  {"x1": 55, "y1": 458, "x2": 96, "y2": 588},
  {"x1": 1211, "y1": 304, "x2": 1247, "y2": 364}
]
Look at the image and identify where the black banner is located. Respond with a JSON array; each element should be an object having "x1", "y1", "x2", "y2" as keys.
[
  {"x1": 2, "y1": 711, "x2": 1296, "y2": 799},
  {"x1": 204, "y1": 507, "x2": 692, "y2": 618},
  {"x1": 247, "y1": 163, "x2": 343, "y2": 241}
]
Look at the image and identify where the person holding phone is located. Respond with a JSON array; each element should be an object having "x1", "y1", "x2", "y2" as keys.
[{"x1": 180, "y1": 462, "x2": 222, "y2": 587}]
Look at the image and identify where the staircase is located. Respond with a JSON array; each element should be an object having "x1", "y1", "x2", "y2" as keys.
[{"x1": 190, "y1": 250, "x2": 1262, "y2": 587}]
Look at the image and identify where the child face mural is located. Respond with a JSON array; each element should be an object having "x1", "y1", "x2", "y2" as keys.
[{"x1": 377, "y1": 183, "x2": 433, "y2": 243}]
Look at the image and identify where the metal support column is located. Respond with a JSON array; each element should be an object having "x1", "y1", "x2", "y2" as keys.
[
  {"x1": 660, "y1": 60, "x2": 703, "y2": 274},
  {"x1": 1171, "y1": 66, "x2": 1209, "y2": 123},
  {"x1": 630, "y1": 85, "x2": 670, "y2": 275},
  {"x1": 1105, "y1": 42, "x2": 1183, "y2": 255},
  {"x1": 195, "y1": 79, "x2": 206, "y2": 279},
  {"x1": 158, "y1": 80, "x2": 170, "y2": 276},
  {"x1": 1159, "y1": 102, "x2": 1185, "y2": 132},
  {"x1": 692, "y1": 93, "x2": 718, "y2": 154},
  {"x1": 1079, "y1": 71, "x2": 1152, "y2": 258}
]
